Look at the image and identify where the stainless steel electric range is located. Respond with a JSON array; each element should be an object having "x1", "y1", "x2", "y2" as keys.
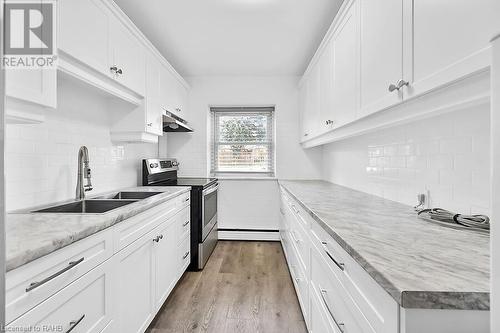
[{"x1": 142, "y1": 158, "x2": 218, "y2": 270}]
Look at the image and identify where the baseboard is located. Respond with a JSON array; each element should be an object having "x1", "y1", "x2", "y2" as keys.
[{"x1": 218, "y1": 229, "x2": 280, "y2": 241}]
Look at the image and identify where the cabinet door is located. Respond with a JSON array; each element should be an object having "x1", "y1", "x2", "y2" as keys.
[
  {"x1": 153, "y1": 221, "x2": 177, "y2": 310},
  {"x1": 310, "y1": 287, "x2": 339, "y2": 333},
  {"x1": 298, "y1": 81, "x2": 309, "y2": 141},
  {"x1": 331, "y1": 1, "x2": 359, "y2": 127},
  {"x1": 359, "y1": 0, "x2": 403, "y2": 117},
  {"x1": 319, "y1": 41, "x2": 335, "y2": 134},
  {"x1": 58, "y1": 0, "x2": 110, "y2": 75},
  {"x1": 110, "y1": 17, "x2": 146, "y2": 96},
  {"x1": 116, "y1": 232, "x2": 155, "y2": 333},
  {"x1": 159, "y1": 65, "x2": 175, "y2": 112},
  {"x1": 403, "y1": 0, "x2": 500, "y2": 98},
  {"x1": 5, "y1": 68, "x2": 56, "y2": 108},
  {"x1": 173, "y1": 80, "x2": 188, "y2": 116},
  {"x1": 7, "y1": 259, "x2": 114, "y2": 333},
  {"x1": 304, "y1": 64, "x2": 321, "y2": 138},
  {"x1": 145, "y1": 55, "x2": 163, "y2": 135}
]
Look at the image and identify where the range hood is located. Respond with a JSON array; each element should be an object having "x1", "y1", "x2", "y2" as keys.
[{"x1": 162, "y1": 110, "x2": 193, "y2": 132}]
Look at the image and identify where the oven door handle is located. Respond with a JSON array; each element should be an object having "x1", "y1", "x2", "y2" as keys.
[{"x1": 203, "y1": 184, "x2": 219, "y2": 196}]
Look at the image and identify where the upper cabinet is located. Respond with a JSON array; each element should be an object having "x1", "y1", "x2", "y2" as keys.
[
  {"x1": 359, "y1": 0, "x2": 403, "y2": 117},
  {"x1": 403, "y1": 0, "x2": 500, "y2": 98},
  {"x1": 6, "y1": 0, "x2": 189, "y2": 141},
  {"x1": 109, "y1": 15, "x2": 146, "y2": 96},
  {"x1": 58, "y1": 0, "x2": 110, "y2": 76},
  {"x1": 300, "y1": 0, "x2": 498, "y2": 147}
]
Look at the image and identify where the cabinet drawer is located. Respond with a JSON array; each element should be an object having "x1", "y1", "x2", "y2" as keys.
[
  {"x1": 311, "y1": 246, "x2": 374, "y2": 333},
  {"x1": 289, "y1": 216, "x2": 310, "y2": 273},
  {"x1": 310, "y1": 222, "x2": 398, "y2": 333},
  {"x1": 7, "y1": 258, "x2": 114, "y2": 333},
  {"x1": 178, "y1": 235, "x2": 191, "y2": 275},
  {"x1": 114, "y1": 196, "x2": 181, "y2": 251},
  {"x1": 6, "y1": 229, "x2": 113, "y2": 324},
  {"x1": 288, "y1": 246, "x2": 309, "y2": 324},
  {"x1": 176, "y1": 206, "x2": 190, "y2": 244}
]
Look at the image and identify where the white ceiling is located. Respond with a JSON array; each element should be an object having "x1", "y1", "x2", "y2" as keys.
[{"x1": 114, "y1": 0, "x2": 343, "y2": 76}]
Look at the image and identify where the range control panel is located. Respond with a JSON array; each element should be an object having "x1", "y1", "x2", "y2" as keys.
[{"x1": 144, "y1": 158, "x2": 179, "y2": 174}]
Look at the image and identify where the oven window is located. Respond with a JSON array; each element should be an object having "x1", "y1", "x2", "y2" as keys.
[{"x1": 204, "y1": 189, "x2": 217, "y2": 227}]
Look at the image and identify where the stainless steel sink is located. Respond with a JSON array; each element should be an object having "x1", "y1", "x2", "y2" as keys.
[
  {"x1": 32, "y1": 199, "x2": 137, "y2": 214},
  {"x1": 96, "y1": 191, "x2": 163, "y2": 200}
]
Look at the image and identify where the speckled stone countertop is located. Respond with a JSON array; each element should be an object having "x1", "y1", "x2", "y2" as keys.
[
  {"x1": 6, "y1": 186, "x2": 190, "y2": 272},
  {"x1": 279, "y1": 180, "x2": 490, "y2": 310}
]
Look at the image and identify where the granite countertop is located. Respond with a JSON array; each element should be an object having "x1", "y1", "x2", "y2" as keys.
[
  {"x1": 6, "y1": 186, "x2": 190, "y2": 272},
  {"x1": 279, "y1": 180, "x2": 490, "y2": 310}
]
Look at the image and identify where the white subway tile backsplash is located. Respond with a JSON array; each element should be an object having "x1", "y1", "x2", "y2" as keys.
[
  {"x1": 5, "y1": 84, "x2": 157, "y2": 211},
  {"x1": 322, "y1": 104, "x2": 490, "y2": 216}
]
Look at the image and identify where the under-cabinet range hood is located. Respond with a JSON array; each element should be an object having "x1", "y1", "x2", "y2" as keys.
[{"x1": 162, "y1": 110, "x2": 193, "y2": 132}]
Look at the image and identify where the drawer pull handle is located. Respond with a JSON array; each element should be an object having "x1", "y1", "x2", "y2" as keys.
[
  {"x1": 290, "y1": 231, "x2": 301, "y2": 244},
  {"x1": 184, "y1": 198, "x2": 190, "y2": 202},
  {"x1": 182, "y1": 251, "x2": 190, "y2": 259},
  {"x1": 319, "y1": 288, "x2": 345, "y2": 333},
  {"x1": 183, "y1": 220, "x2": 190, "y2": 227},
  {"x1": 66, "y1": 314, "x2": 85, "y2": 333},
  {"x1": 291, "y1": 205, "x2": 299, "y2": 214},
  {"x1": 26, "y1": 257, "x2": 85, "y2": 292},
  {"x1": 322, "y1": 242, "x2": 345, "y2": 271},
  {"x1": 153, "y1": 235, "x2": 161, "y2": 242}
]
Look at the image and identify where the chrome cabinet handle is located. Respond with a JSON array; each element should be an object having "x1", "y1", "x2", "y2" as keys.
[
  {"x1": 110, "y1": 65, "x2": 118, "y2": 74},
  {"x1": 321, "y1": 241, "x2": 345, "y2": 271},
  {"x1": 116, "y1": 68, "x2": 123, "y2": 75},
  {"x1": 26, "y1": 257, "x2": 85, "y2": 292},
  {"x1": 66, "y1": 314, "x2": 85, "y2": 333},
  {"x1": 290, "y1": 231, "x2": 301, "y2": 244},
  {"x1": 153, "y1": 235, "x2": 161, "y2": 242},
  {"x1": 182, "y1": 220, "x2": 189, "y2": 227},
  {"x1": 291, "y1": 205, "x2": 299, "y2": 214},
  {"x1": 182, "y1": 251, "x2": 190, "y2": 259},
  {"x1": 304, "y1": 133, "x2": 309, "y2": 137},
  {"x1": 325, "y1": 120, "x2": 334, "y2": 125},
  {"x1": 319, "y1": 288, "x2": 345, "y2": 333},
  {"x1": 184, "y1": 197, "x2": 190, "y2": 202},
  {"x1": 175, "y1": 108, "x2": 181, "y2": 112},
  {"x1": 388, "y1": 79, "x2": 409, "y2": 92},
  {"x1": 147, "y1": 123, "x2": 153, "y2": 127}
]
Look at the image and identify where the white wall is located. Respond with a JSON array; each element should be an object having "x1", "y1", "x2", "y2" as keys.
[
  {"x1": 163, "y1": 76, "x2": 323, "y2": 230},
  {"x1": 322, "y1": 104, "x2": 491, "y2": 215},
  {"x1": 5, "y1": 79, "x2": 157, "y2": 211}
]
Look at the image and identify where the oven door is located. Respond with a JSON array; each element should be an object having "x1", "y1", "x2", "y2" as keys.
[{"x1": 201, "y1": 183, "x2": 218, "y2": 240}]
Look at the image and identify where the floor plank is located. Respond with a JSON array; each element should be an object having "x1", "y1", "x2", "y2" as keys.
[{"x1": 147, "y1": 240, "x2": 307, "y2": 333}]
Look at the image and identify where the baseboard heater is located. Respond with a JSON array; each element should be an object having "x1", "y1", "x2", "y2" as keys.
[{"x1": 218, "y1": 228, "x2": 280, "y2": 241}]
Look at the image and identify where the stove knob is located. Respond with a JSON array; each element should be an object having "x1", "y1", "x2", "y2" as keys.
[
  {"x1": 172, "y1": 161, "x2": 179, "y2": 166},
  {"x1": 150, "y1": 163, "x2": 155, "y2": 168}
]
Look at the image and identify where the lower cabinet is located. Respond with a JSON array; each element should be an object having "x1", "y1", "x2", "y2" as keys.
[
  {"x1": 6, "y1": 194, "x2": 191, "y2": 333},
  {"x1": 7, "y1": 258, "x2": 115, "y2": 333},
  {"x1": 115, "y1": 228, "x2": 156, "y2": 333}
]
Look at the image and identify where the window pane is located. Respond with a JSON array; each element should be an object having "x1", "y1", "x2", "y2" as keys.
[
  {"x1": 217, "y1": 144, "x2": 271, "y2": 172},
  {"x1": 218, "y1": 115, "x2": 269, "y2": 143}
]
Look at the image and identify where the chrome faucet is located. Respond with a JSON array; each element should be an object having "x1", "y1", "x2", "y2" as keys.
[{"x1": 76, "y1": 146, "x2": 93, "y2": 200}]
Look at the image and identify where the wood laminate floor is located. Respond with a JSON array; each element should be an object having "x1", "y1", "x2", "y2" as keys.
[{"x1": 147, "y1": 241, "x2": 307, "y2": 333}]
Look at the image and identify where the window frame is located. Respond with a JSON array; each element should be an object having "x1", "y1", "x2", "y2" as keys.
[{"x1": 210, "y1": 106, "x2": 276, "y2": 177}]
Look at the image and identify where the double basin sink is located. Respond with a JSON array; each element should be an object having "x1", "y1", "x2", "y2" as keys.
[{"x1": 32, "y1": 191, "x2": 162, "y2": 214}]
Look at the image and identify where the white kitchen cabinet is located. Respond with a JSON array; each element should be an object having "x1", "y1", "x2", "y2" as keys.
[
  {"x1": 58, "y1": 0, "x2": 110, "y2": 76},
  {"x1": 7, "y1": 259, "x2": 115, "y2": 333},
  {"x1": 303, "y1": 65, "x2": 321, "y2": 138},
  {"x1": 318, "y1": 41, "x2": 334, "y2": 134},
  {"x1": 403, "y1": 0, "x2": 500, "y2": 98},
  {"x1": 109, "y1": 15, "x2": 146, "y2": 96},
  {"x1": 298, "y1": 80, "x2": 308, "y2": 141},
  {"x1": 160, "y1": 66, "x2": 189, "y2": 118},
  {"x1": 310, "y1": 286, "x2": 340, "y2": 333},
  {"x1": 115, "y1": 229, "x2": 155, "y2": 333},
  {"x1": 331, "y1": 0, "x2": 358, "y2": 127},
  {"x1": 5, "y1": 68, "x2": 57, "y2": 122},
  {"x1": 153, "y1": 221, "x2": 177, "y2": 311},
  {"x1": 145, "y1": 55, "x2": 163, "y2": 136},
  {"x1": 359, "y1": 0, "x2": 403, "y2": 117}
]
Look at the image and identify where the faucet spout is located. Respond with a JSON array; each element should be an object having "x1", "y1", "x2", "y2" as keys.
[{"x1": 76, "y1": 146, "x2": 93, "y2": 200}]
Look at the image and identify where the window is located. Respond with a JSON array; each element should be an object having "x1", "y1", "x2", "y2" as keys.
[{"x1": 210, "y1": 106, "x2": 275, "y2": 176}]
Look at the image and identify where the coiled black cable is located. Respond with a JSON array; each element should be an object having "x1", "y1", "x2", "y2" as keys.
[{"x1": 417, "y1": 208, "x2": 490, "y2": 230}]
